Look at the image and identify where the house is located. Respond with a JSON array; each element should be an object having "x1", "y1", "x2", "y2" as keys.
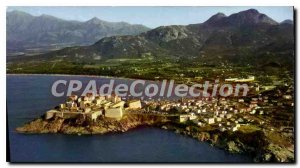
[
  {"x1": 159, "y1": 104, "x2": 168, "y2": 111},
  {"x1": 250, "y1": 110, "x2": 256, "y2": 114},
  {"x1": 250, "y1": 101, "x2": 258, "y2": 104},
  {"x1": 111, "y1": 101, "x2": 125, "y2": 108},
  {"x1": 179, "y1": 115, "x2": 189, "y2": 123},
  {"x1": 207, "y1": 118, "x2": 215, "y2": 124},
  {"x1": 102, "y1": 102, "x2": 112, "y2": 109},
  {"x1": 105, "y1": 107, "x2": 123, "y2": 120},
  {"x1": 189, "y1": 113, "x2": 197, "y2": 120},
  {"x1": 84, "y1": 107, "x2": 91, "y2": 113},
  {"x1": 128, "y1": 100, "x2": 142, "y2": 109},
  {"x1": 59, "y1": 103, "x2": 66, "y2": 109},
  {"x1": 80, "y1": 101, "x2": 90, "y2": 109},
  {"x1": 225, "y1": 78, "x2": 238, "y2": 82},
  {"x1": 105, "y1": 95, "x2": 112, "y2": 101},
  {"x1": 216, "y1": 117, "x2": 222, "y2": 122},
  {"x1": 86, "y1": 93, "x2": 96, "y2": 101},
  {"x1": 70, "y1": 106, "x2": 78, "y2": 112},
  {"x1": 252, "y1": 98, "x2": 258, "y2": 101},
  {"x1": 68, "y1": 95, "x2": 78, "y2": 101},
  {"x1": 94, "y1": 99, "x2": 103, "y2": 105},
  {"x1": 197, "y1": 122, "x2": 204, "y2": 127},
  {"x1": 283, "y1": 95, "x2": 292, "y2": 100},
  {"x1": 97, "y1": 96, "x2": 106, "y2": 101},
  {"x1": 249, "y1": 103, "x2": 257, "y2": 108},
  {"x1": 87, "y1": 110, "x2": 103, "y2": 122},
  {"x1": 231, "y1": 124, "x2": 241, "y2": 132},
  {"x1": 66, "y1": 101, "x2": 76, "y2": 109},
  {"x1": 55, "y1": 111, "x2": 81, "y2": 119},
  {"x1": 219, "y1": 100, "x2": 227, "y2": 105},
  {"x1": 225, "y1": 76, "x2": 254, "y2": 82},
  {"x1": 237, "y1": 118, "x2": 244, "y2": 123},
  {"x1": 236, "y1": 76, "x2": 255, "y2": 82},
  {"x1": 109, "y1": 94, "x2": 121, "y2": 103},
  {"x1": 259, "y1": 110, "x2": 264, "y2": 115},
  {"x1": 45, "y1": 110, "x2": 59, "y2": 120},
  {"x1": 262, "y1": 86, "x2": 276, "y2": 91},
  {"x1": 196, "y1": 109, "x2": 201, "y2": 114},
  {"x1": 219, "y1": 127, "x2": 227, "y2": 132},
  {"x1": 239, "y1": 108, "x2": 246, "y2": 113},
  {"x1": 232, "y1": 126, "x2": 238, "y2": 132},
  {"x1": 226, "y1": 114, "x2": 232, "y2": 119},
  {"x1": 238, "y1": 99, "x2": 244, "y2": 103}
]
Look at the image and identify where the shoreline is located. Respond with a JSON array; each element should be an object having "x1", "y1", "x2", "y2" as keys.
[
  {"x1": 15, "y1": 113, "x2": 294, "y2": 163},
  {"x1": 9, "y1": 73, "x2": 295, "y2": 162},
  {"x1": 16, "y1": 121, "x2": 254, "y2": 161},
  {"x1": 6, "y1": 73, "x2": 162, "y2": 83},
  {"x1": 6, "y1": 73, "x2": 208, "y2": 95}
]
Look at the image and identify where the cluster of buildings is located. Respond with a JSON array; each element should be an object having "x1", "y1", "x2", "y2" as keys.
[
  {"x1": 45, "y1": 93, "x2": 142, "y2": 121},
  {"x1": 225, "y1": 75, "x2": 255, "y2": 83},
  {"x1": 143, "y1": 97, "x2": 249, "y2": 132},
  {"x1": 141, "y1": 88, "x2": 293, "y2": 132},
  {"x1": 44, "y1": 77, "x2": 294, "y2": 135}
]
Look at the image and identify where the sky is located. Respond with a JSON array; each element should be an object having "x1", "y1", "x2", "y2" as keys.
[{"x1": 7, "y1": 6, "x2": 294, "y2": 28}]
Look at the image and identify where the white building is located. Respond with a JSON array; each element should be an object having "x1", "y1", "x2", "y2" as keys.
[
  {"x1": 207, "y1": 118, "x2": 215, "y2": 124},
  {"x1": 128, "y1": 100, "x2": 142, "y2": 109},
  {"x1": 87, "y1": 110, "x2": 102, "y2": 122},
  {"x1": 105, "y1": 107, "x2": 123, "y2": 120},
  {"x1": 179, "y1": 115, "x2": 189, "y2": 123}
]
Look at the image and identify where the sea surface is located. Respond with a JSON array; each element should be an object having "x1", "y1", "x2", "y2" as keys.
[{"x1": 7, "y1": 75, "x2": 253, "y2": 162}]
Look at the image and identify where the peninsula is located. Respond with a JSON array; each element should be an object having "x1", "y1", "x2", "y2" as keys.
[{"x1": 16, "y1": 90, "x2": 294, "y2": 162}]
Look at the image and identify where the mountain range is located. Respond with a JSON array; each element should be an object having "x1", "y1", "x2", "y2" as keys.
[
  {"x1": 7, "y1": 10, "x2": 150, "y2": 53},
  {"x1": 7, "y1": 9, "x2": 294, "y2": 67}
]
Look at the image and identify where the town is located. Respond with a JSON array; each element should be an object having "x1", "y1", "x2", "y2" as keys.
[
  {"x1": 44, "y1": 79, "x2": 294, "y2": 137},
  {"x1": 17, "y1": 76, "x2": 295, "y2": 162}
]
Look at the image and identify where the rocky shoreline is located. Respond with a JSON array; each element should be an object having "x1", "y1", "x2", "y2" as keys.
[{"x1": 16, "y1": 113, "x2": 294, "y2": 163}]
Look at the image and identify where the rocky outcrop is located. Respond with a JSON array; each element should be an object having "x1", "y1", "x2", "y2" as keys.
[
  {"x1": 156, "y1": 123, "x2": 294, "y2": 163},
  {"x1": 16, "y1": 118, "x2": 64, "y2": 133},
  {"x1": 16, "y1": 113, "x2": 294, "y2": 162},
  {"x1": 16, "y1": 113, "x2": 169, "y2": 135},
  {"x1": 227, "y1": 141, "x2": 242, "y2": 153},
  {"x1": 263, "y1": 143, "x2": 294, "y2": 162}
]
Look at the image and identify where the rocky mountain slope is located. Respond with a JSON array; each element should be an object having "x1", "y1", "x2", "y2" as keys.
[
  {"x1": 7, "y1": 10, "x2": 150, "y2": 53},
  {"x1": 8, "y1": 9, "x2": 294, "y2": 67},
  {"x1": 24, "y1": 9, "x2": 294, "y2": 67}
]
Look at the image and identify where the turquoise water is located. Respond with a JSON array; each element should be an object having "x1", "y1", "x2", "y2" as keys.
[{"x1": 7, "y1": 75, "x2": 253, "y2": 162}]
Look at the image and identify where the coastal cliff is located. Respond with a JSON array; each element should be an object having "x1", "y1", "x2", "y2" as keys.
[
  {"x1": 16, "y1": 113, "x2": 169, "y2": 134},
  {"x1": 16, "y1": 113, "x2": 294, "y2": 162}
]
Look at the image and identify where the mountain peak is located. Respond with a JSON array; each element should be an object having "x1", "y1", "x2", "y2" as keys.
[
  {"x1": 227, "y1": 9, "x2": 278, "y2": 26},
  {"x1": 203, "y1": 9, "x2": 278, "y2": 27},
  {"x1": 39, "y1": 14, "x2": 58, "y2": 19},
  {"x1": 86, "y1": 17, "x2": 104, "y2": 24},
  {"x1": 241, "y1": 8, "x2": 259, "y2": 15},
  {"x1": 7, "y1": 10, "x2": 33, "y2": 17},
  {"x1": 213, "y1": 12, "x2": 226, "y2": 18},
  {"x1": 281, "y1": 19, "x2": 293, "y2": 25},
  {"x1": 204, "y1": 12, "x2": 226, "y2": 25}
]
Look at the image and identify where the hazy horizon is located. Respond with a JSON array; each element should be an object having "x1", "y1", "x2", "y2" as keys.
[{"x1": 7, "y1": 6, "x2": 293, "y2": 28}]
